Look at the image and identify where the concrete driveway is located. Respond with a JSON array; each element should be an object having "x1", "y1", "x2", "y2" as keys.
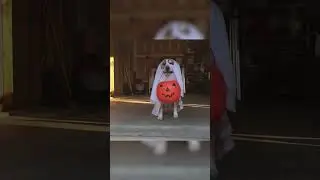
[
  {"x1": 110, "y1": 141, "x2": 211, "y2": 180},
  {"x1": 0, "y1": 125, "x2": 107, "y2": 180},
  {"x1": 110, "y1": 95, "x2": 210, "y2": 140}
]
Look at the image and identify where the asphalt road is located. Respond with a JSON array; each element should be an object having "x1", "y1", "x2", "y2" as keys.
[
  {"x1": 1, "y1": 122, "x2": 320, "y2": 180},
  {"x1": 0, "y1": 125, "x2": 108, "y2": 180},
  {"x1": 110, "y1": 141, "x2": 211, "y2": 180},
  {"x1": 217, "y1": 141, "x2": 320, "y2": 180}
]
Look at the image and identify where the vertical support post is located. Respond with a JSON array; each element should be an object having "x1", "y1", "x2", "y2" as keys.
[
  {"x1": 229, "y1": 13, "x2": 241, "y2": 101},
  {"x1": 2, "y1": 0, "x2": 13, "y2": 97},
  {"x1": 0, "y1": 1, "x2": 3, "y2": 98},
  {"x1": 234, "y1": 17, "x2": 241, "y2": 101},
  {"x1": 1, "y1": 0, "x2": 13, "y2": 111}
]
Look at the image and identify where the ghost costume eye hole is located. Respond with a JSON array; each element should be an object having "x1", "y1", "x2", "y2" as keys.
[
  {"x1": 164, "y1": 28, "x2": 173, "y2": 39},
  {"x1": 161, "y1": 61, "x2": 166, "y2": 69},
  {"x1": 180, "y1": 24, "x2": 190, "y2": 35}
]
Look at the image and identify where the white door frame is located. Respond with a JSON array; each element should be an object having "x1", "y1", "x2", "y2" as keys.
[
  {"x1": 229, "y1": 15, "x2": 241, "y2": 101},
  {"x1": 0, "y1": 3, "x2": 4, "y2": 98}
]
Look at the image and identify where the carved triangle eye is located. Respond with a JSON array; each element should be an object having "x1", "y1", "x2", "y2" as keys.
[
  {"x1": 164, "y1": 28, "x2": 173, "y2": 39},
  {"x1": 181, "y1": 26, "x2": 190, "y2": 35}
]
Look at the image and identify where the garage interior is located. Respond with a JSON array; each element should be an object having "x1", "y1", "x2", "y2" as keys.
[
  {"x1": 110, "y1": 0, "x2": 211, "y2": 97},
  {"x1": 110, "y1": 0, "x2": 211, "y2": 138}
]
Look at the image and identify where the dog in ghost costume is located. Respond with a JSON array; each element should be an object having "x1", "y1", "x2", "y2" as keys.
[
  {"x1": 149, "y1": 22, "x2": 204, "y2": 158},
  {"x1": 147, "y1": 59, "x2": 201, "y2": 155},
  {"x1": 150, "y1": 58, "x2": 186, "y2": 120}
]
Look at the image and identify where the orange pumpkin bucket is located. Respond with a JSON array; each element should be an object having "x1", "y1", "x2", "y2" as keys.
[{"x1": 156, "y1": 80, "x2": 181, "y2": 104}]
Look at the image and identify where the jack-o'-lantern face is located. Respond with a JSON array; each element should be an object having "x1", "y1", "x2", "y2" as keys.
[{"x1": 156, "y1": 80, "x2": 181, "y2": 104}]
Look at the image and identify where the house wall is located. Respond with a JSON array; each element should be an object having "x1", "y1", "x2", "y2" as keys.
[
  {"x1": 11, "y1": 0, "x2": 44, "y2": 109},
  {"x1": 10, "y1": 0, "x2": 108, "y2": 108}
]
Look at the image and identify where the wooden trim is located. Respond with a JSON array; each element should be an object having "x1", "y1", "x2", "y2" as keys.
[
  {"x1": 135, "y1": 54, "x2": 184, "y2": 58},
  {"x1": 0, "y1": 2, "x2": 3, "y2": 98},
  {"x1": 2, "y1": 0, "x2": 13, "y2": 96},
  {"x1": 110, "y1": 10, "x2": 209, "y2": 20},
  {"x1": 1, "y1": 0, "x2": 13, "y2": 111}
]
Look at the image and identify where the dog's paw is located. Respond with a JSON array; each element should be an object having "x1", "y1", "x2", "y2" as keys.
[
  {"x1": 157, "y1": 115, "x2": 163, "y2": 120},
  {"x1": 188, "y1": 141, "x2": 201, "y2": 152},
  {"x1": 141, "y1": 141, "x2": 167, "y2": 155},
  {"x1": 153, "y1": 142, "x2": 167, "y2": 155},
  {"x1": 173, "y1": 112, "x2": 178, "y2": 119}
]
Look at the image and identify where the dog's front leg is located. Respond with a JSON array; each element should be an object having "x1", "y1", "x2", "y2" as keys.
[
  {"x1": 153, "y1": 141, "x2": 167, "y2": 155},
  {"x1": 158, "y1": 104, "x2": 163, "y2": 120},
  {"x1": 188, "y1": 141, "x2": 201, "y2": 152},
  {"x1": 141, "y1": 141, "x2": 167, "y2": 155},
  {"x1": 173, "y1": 102, "x2": 178, "y2": 118}
]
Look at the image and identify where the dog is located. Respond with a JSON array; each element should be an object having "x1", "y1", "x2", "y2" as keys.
[
  {"x1": 140, "y1": 140, "x2": 201, "y2": 155},
  {"x1": 150, "y1": 58, "x2": 186, "y2": 120}
]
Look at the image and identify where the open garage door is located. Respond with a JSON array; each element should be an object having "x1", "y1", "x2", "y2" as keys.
[{"x1": 110, "y1": 39, "x2": 210, "y2": 140}]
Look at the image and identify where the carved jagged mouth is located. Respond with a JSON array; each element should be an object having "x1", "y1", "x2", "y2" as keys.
[{"x1": 161, "y1": 92, "x2": 175, "y2": 98}]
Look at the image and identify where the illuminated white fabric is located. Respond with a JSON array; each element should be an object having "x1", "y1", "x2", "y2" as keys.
[
  {"x1": 154, "y1": 20, "x2": 204, "y2": 40},
  {"x1": 150, "y1": 59, "x2": 185, "y2": 116}
]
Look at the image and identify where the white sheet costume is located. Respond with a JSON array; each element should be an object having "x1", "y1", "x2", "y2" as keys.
[
  {"x1": 150, "y1": 58, "x2": 186, "y2": 117},
  {"x1": 210, "y1": 1, "x2": 236, "y2": 178}
]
